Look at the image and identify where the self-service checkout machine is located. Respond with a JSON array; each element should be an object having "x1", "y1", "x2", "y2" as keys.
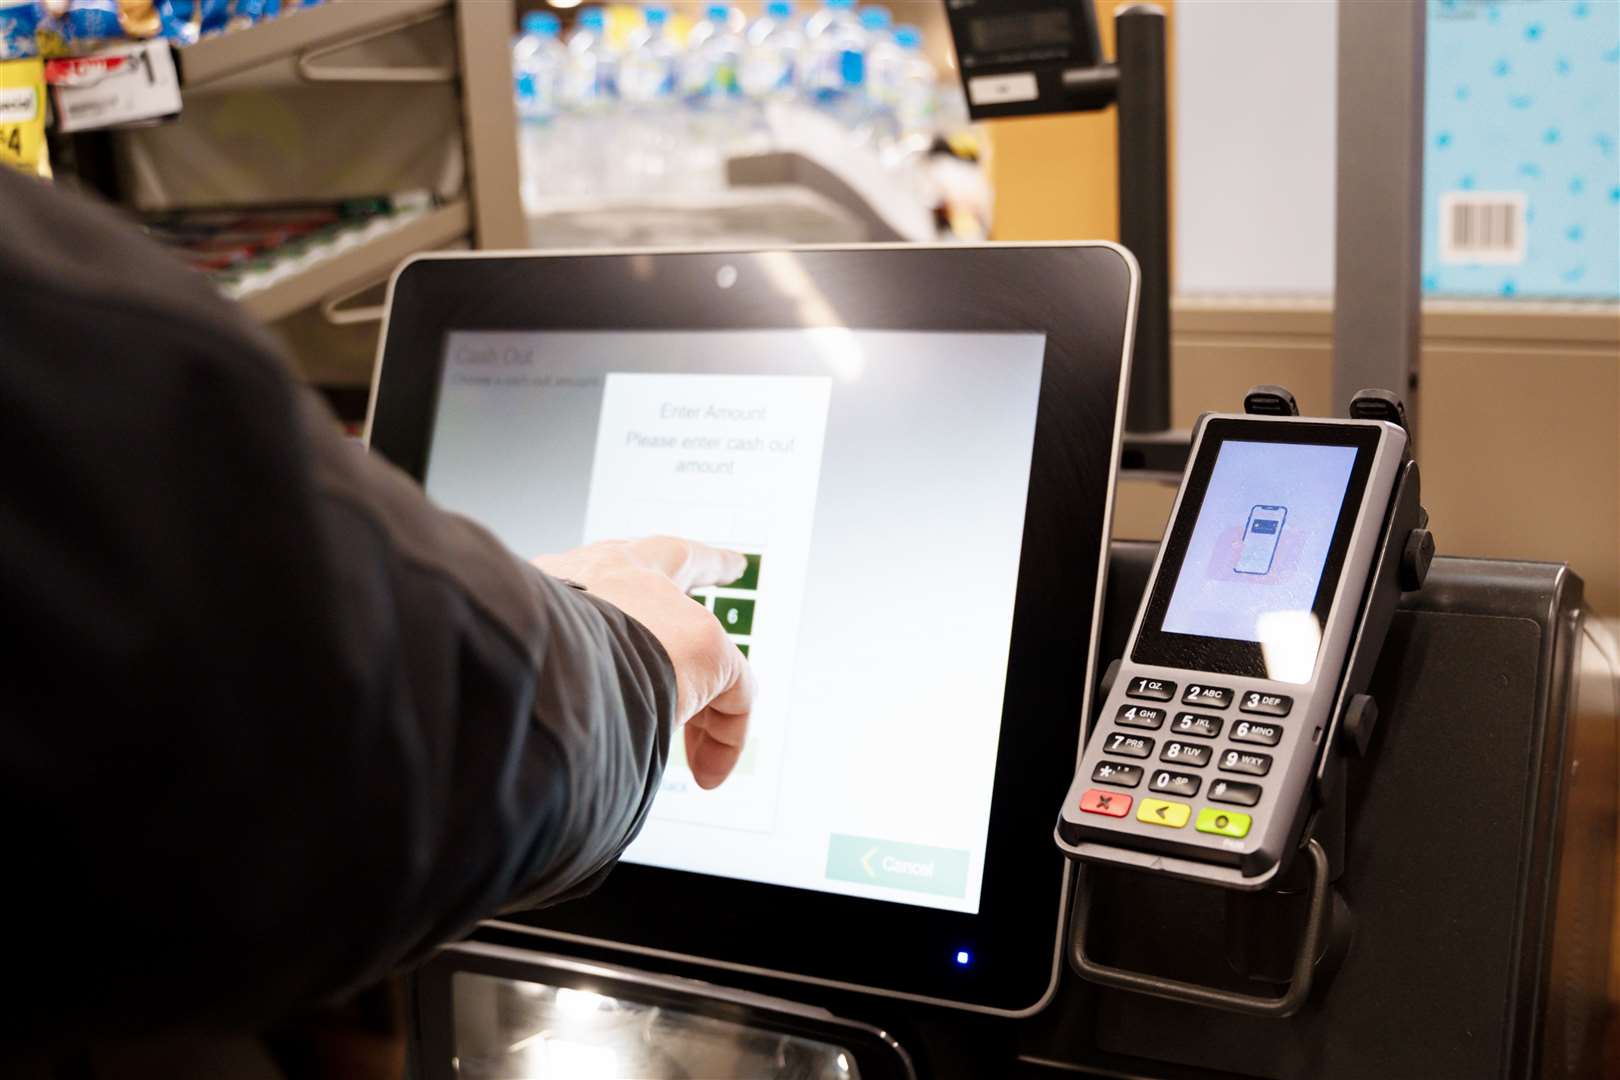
[{"x1": 365, "y1": 6, "x2": 1618, "y2": 1077}]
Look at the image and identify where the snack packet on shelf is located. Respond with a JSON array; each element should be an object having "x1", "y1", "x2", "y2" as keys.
[
  {"x1": 0, "y1": 54, "x2": 51, "y2": 177},
  {"x1": 32, "y1": 0, "x2": 64, "y2": 55},
  {"x1": 0, "y1": 0, "x2": 41, "y2": 59},
  {"x1": 156, "y1": 0, "x2": 225, "y2": 44},
  {"x1": 117, "y1": 0, "x2": 158, "y2": 36},
  {"x1": 229, "y1": 0, "x2": 279, "y2": 30},
  {"x1": 66, "y1": 0, "x2": 120, "y2": 42}
]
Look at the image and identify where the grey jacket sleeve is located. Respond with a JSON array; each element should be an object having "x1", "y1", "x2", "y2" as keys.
[{"x1": 0, "y1": 169, "x2": 674, "y2": 1053}]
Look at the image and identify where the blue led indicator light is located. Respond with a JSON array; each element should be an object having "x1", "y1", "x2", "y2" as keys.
[{"x1": 954, "y1": 950, "x2": 971, "y2": 966}]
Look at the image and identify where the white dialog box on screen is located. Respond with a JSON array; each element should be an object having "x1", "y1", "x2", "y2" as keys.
[{"x1": 582, "y1": 373, "x2": 832, "y2": 834}]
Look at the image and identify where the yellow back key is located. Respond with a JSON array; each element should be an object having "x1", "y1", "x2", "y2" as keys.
[{"x1": 1136, "y1": 798, "x2": 1190, "y2": 829}]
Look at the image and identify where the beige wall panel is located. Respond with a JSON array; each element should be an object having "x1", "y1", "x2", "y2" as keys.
[
  {"x1": 1420, "y1": 345, "x2": 1620, "y2": 615},
  {"x1": 1162, "y1": 303, "x2": 1618, "y2": 613},
  {"x1": 1170, "y1": 337, "x2": 1333, "y2": 428}
]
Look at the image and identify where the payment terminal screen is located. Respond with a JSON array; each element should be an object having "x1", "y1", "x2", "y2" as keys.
[
  {"x1": 1160, "y1": 440, "x2": 1358, "y2": 675},
  {"x1": 424, "y1": 329, "x2": 1046, "y2": 914}
]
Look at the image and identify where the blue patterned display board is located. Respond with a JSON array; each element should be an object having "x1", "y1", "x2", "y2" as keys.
[{"x1": 1423, "y1": 0, "x2": 1619, "y2": 299}]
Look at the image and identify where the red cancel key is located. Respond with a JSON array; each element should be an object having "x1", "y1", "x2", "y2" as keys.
[{"x1": 1080, "y1": 788, "x2": 1132, "y2": 817}]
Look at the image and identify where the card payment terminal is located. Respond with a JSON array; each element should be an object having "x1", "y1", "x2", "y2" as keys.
[{"x1": 1058, "y1": 410, "x2": 1412, "y2": 889}]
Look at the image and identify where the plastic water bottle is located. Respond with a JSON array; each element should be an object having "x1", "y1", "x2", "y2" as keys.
[
  {"x1": 801, "y1": 0, "x2": 868, "y2": 116},
  {"x1": 555, "y1": 6, "x2": 618, "y2": 198},
  {"x1": 512, "y1": 21, "x2": 535, "y2": 114},
  {"x1": 679, "y1": 4, "x2": 749, "y2": 179},
  {"x1": 619, "y1": 6, "x2": 682, "y2": 193},
  {"x1": 512, "y1": 12, "x2": 565, "y2": 207},
  {"x1": 859, "y1": 6, "x2": 903, "y2": 143},
  {"x1": 740, "y1": 0, "x2": 801, "y2": 101},
  {"x1": 618, "y1": 5, "x2": 679, "y2": 105},
  {"x1": 512, "y1": 11, "x2": 563, "y2": 123},
  {"x1": 860, "y1": 6, "x2": 893, "y2": 41},
  {"x1": 561, "y1": 6, "x2": 617, "y2": 113},
  {"x1": 681, "y1": 4, "x2": 743, "y2": 102},
  {"x1": 863, "y1": 7, "x2": 902, "y2": 109},
  {"x1": 892, "y1": 24, "x2": 937, "y2": 144}
]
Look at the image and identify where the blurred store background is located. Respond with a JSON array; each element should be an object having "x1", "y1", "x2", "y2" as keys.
[{"x1": 3, "y1": 0, "x2": 1617, "y2": 609}]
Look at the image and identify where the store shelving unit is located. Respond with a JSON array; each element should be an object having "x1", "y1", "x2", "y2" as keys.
[
  {"x1": 72, "y1": 0, "x2": 524, "y2": 407},
  {"x1": 172, "y1": 0, "x2": 452, "y2": 88},
  {"x1": 233, "y1": 198, "x2": 470, "y2": 322}
]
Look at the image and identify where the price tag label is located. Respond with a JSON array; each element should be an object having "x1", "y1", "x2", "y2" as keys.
[
  {"x1": 0, "y1": 56, "x2": 50, "y2": 177},
  {"x1": 46, "y1": 41, "x2": 181, "y2": 134}
]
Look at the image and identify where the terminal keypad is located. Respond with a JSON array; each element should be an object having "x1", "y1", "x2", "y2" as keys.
[{"x1": 1083, "y1": 672, "x2": 1298, "y2": 848}]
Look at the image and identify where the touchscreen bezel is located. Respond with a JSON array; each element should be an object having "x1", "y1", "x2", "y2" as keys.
[
  {"x1": 1130, "y1": 419, "x2": 1382, "y2": 679},
  {"x1": 365, "y1": 245, "x2": 1137, "y2": 1016}
]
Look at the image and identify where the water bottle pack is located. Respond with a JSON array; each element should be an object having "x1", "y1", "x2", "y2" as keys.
[{"x1": 511, "y1": 2, "x2": 942, "y2": 205}]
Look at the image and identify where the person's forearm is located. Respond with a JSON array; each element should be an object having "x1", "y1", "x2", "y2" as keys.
[{"x1": 296, "y1": 389, "x2": 677, "y2": 932}]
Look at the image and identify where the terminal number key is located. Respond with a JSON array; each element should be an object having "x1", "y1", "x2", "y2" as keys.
[
  {"x1": 1208, "y1": 779, "x2": 1263, "y2": 806},
  {"x1": 1104, "y1": 733, "x2": 1154, "y2": 759},
  {"x1": 1230, "y1": 719, "x2": 1282, "y2": 746},
  {"x1": 1092, "y1": 761, "x2": 1144, "y2": 788},
  {"x1": 1115, "y1": 705, "x2": 1166, "y2": 730},
  {"x1": 1126, "y1": 677, "x2": 1176, "y2": 702},
  {"x1": 1182, "y1": 684, "x2": 1232, "y2": 709},
  {"x1": 1218, "y1": 749, "x2": 1273, "y2": 776},
  {"x1": 1239, "y1": 691, "x2": 1292, "y2": 717},
  {"x1": 1161, "y1": 740, "x2": 1212, "y2": 767},
  {"x1": 1148, "y1": 769, "x2": 1201, "y2": 798},
  {"x1": 1171, "y1": 712, "x2": 1223, "y2": 739}
]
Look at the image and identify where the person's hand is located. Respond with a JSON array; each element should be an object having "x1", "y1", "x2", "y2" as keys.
[{"x1": 532, "y1": 537, "x2": 755, "y2": 790}]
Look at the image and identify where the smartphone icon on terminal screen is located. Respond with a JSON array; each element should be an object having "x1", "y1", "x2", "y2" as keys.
[{"x1": 1234, "y1": 505, "x2": 1287, "y2": 575}]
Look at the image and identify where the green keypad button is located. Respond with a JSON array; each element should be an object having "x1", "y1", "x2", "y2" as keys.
[
  {"x1": 714, "y1": 596, "x2": 755, "y2": 635},
  {"x1": 728, "y1": 553, "x2": 762, "y2": 591},
  {"x1": 737, "y1": 642, "x2": 750, "y2": 657},
  {"x1": 690, "y1": 592, "x2": 709, "y2": 606},
  {"x1": 1195, "y1": 807, "x2": 1252, "y2": 839},
  {"x1": 725, "y1": 557, "x2": 761, "y2": 592}
]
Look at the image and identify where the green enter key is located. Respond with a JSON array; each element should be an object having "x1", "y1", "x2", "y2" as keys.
[{"x1": 825, "y1": 834, "x2": 970, "y2": 898}]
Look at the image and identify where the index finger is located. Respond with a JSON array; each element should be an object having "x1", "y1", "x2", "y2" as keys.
[{"x1": 630, "y1": 536, "x2": 748, "y2": 593}]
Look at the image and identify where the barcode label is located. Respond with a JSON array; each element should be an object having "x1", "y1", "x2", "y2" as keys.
[{"x1": 1439, "y1": 192, "x2": 1527, "y2": 265}]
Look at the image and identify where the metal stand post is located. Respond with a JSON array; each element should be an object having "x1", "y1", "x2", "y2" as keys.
[
  {"x1": 1332, "y1": 1, "x2": 1426, "y2": 429},
  {"x1": 1114, "y1": 5, "x2": 1171, "y2": 433}
]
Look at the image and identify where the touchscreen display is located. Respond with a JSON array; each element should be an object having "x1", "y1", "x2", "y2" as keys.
[
  {"x1": 423, "y1": 328, "x2": 1046, "y2": 914},
  {"x1": 1159, "y1": 440, "x2": 1358, "y2": 677}
]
